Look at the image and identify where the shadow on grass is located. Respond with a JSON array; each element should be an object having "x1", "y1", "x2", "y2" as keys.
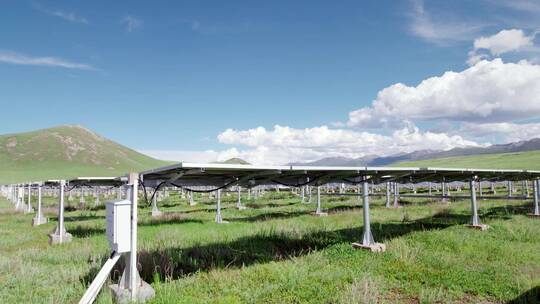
[
  {"x1": 68, "y1": 215, "x2": 205, "y2": 238},
  {"x1": 397, "y1": 198, "x2": 442, "y2": 206},
  {"x1": 227, "y1": 210, "x2": 312, "y2": 223},
  {"x1": 245, "y1": 201, "x2": 297, "y2": 209},
  {"x1": 507, "y1": 286, "x2": 540, "y2": 304},
  {"x1": 81, "y1": 207, "x2": 462, "y2": 285},
  {"x1": 64, "y1": 214, "x2": 105, "y2": 222},
  {"x1": 326, "y1": 204, "x2": 362, "y2": 214}
]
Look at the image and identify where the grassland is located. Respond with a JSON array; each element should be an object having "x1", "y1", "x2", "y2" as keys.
[
  {"x1": 0, "y1": 125, "x2": 170, "y2": 184},
  {"x1": 1, "y1": 189, "x2": 539, "y2": 303},
  {"x1": 394, "y1": 150, "x2": 540, "y2": 170}
]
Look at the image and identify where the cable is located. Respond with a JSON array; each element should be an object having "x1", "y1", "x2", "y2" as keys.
[
  {"x1": 342, "y1": 176, "x2": 370, "y2": 184},
  {"x1": 170, "y1": 178, "x2": 238, "y2": 193},
  {"x1": 270, "y1": 174, "x2": 326, "y2": 187},
  {"x1": 139, "y1": 180, "x2": 167, "y2": 207}
]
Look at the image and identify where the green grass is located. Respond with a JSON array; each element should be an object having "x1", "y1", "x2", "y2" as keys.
[
  {"x1": 394, "y1": 150, "x2": 540, "y2": 170},
  {"x1": 1, "y1": 190, "x2": 539, "y2": 303},
  {"x1": 0, "y1": 125, "x2": 170, "y2": 184}
]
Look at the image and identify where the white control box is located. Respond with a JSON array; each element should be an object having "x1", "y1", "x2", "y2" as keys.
[{"x1": 106, "y1": 200, "x2": 131, "y2": 253}]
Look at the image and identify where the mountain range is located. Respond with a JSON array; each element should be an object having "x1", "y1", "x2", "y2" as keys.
[{"x1": 291, "y1": 138, "x2": 540, "y2": 166}]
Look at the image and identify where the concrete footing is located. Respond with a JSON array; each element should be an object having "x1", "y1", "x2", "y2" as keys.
[
  {"x1": 527, "y1": 213, "x2": 540, "y2": 218},
  {"x1": 466, "y1": 224, "x2": 489, "y2": 231},
  {"x1": 32, "y1": 216, "x2": 48, "y2": 226},
  {"x1": 151, "y1": 210, "x2": 163, "y2": 217},
  {"x1": 109, "y1": 280, "x2": 155, "y2": 304},
  {"x1": 352, "y1": 242, "x2": 386, "y2": 253},
  {"x1": 311, "y1": 211, "x2": 328, "y2": 216},
  {"x1": 48, "y1": 231, "x2": 73, "y2": 244},
  {"x1": 236, "y1": 205, "x2": 246, "y2": 210},
  {"x1": 215, "y1": 214, "x2": 229, "y2": 224}
]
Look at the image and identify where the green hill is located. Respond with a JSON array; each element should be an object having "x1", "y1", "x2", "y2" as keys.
[
  {"x1": 394, "y1": 150, "x2": 540, "y2": 170},
  {"x1": 0, "y1": 125, "x2": 170, "y2": 183},
  {"x1": 216, "y1": 157, "x2": 251, "y2": 165}
]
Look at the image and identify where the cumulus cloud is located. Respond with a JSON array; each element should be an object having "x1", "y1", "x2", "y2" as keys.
[
  {"x1": 347, "y1": 59, "x2": 540, "y2": 128},
  {"x1": 0, "y1": 50, "x2": 96, "y2": 70},
  {"x1": 474, "y1": 29, "x2": 534, "y2": 55},
  {"x1": 467, "y1": 29, "x2": 537, "y2": 65},
  {"x1": 216, "y1": 124, "x2": 481, "y2": 165}
]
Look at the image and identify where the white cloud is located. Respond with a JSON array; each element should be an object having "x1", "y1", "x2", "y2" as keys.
[
  {"x1": 216, "y1": 124, "x2": 480, "y2": 165},
  {"x1": 466, "y1": 51, "x2": 488, "y2": 66},
  {"x1": 460, "y1": 122, "x2": 540, "y2": 142},
  {"x1": 474, "y1": 29, "x2": 534, "y2": 55},
  {"x1": 121, "y1": 15, "x2": 142, "y2": 32},
  {"x1": 347, "y1": 59, "x2": 540, "y2": 128},
  {"x1": 33, "y1": 4, "x2": 88, "y2": 24},
  {"x1": 467, "y1": 29, "x2": 538, "y2": 66},
  {"x1": 0, "y1": 50, "x2": 96, "y2": 70},
  {"x1": 409, "y1": 0, "x2": 486, "y2": 44}
]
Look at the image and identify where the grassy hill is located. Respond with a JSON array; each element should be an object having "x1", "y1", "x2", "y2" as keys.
[
  {"x1": 216, "y1": 157, "x2": 251, "y2": 165},
  {"x1": 394, "y1": 150, "x2": 540, "y2": 170},
  {"x1": 0, "y1": 125, "x2": 170, "y2": 183}
]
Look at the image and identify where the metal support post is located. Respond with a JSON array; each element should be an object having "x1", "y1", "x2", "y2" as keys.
[
  {"x1": 25, "y1": 184, "x2": 34, "y2": 213},
  {"x1": 467, "y1": 178, "x2": 488, "y2": 230},
  {"x1": 32, "y1": 184, "x2": 47, "y2": 226},
  {"x1": 49, "y1": 180, "x2": 72, "y2": 244},
  {"x1": 151, "y1": 191, "x2": 162, "y2": 217},
  {"x1": 215, "y1": 189, "x2": 225, "y2": 223},
  {"x1": 530, "y1": 179, "x2": 540, "y2": 217},
  {"x1": 393, "y1": 182, "x2": 399, "y2": 208},
  {"x1": 236, "y1": 186, "x2": 245, "y2": 210},
  {"x1": 352, "y1": 180, "x2": 385, "y2": 252},
  {"x1": 385, "y1": 182, "x2": 391, "y2": 208}
]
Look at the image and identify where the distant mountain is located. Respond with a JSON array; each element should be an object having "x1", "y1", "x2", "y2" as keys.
[
  {"x1": 290, "y1": 155, "x2": 377, "y2": 166},
  {"x1": 217, "y1": 158, "x2": 251, "y2": 165},
  {"x1": 0, "y1": 125, "x2": 169, "y2": 183},
  {"x1": 295, "y1": 138, "x2": 540, "y2": 167}
]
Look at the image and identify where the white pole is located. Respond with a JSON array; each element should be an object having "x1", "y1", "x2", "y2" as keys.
[
  {"x1": 237, "y1": 186, "x2": 242, "y2": 209},
  {"x1": 362, "y1": 181, "x2": 374, "y2": 246},
  {"x1": 316, "y1": 186, "x2": 321, "y2": 214},
  {"x1": 385, "y1": 182, "x2": 390, "y2": 208},
  {"x1": 59, "y1": 181, "x2": 65, "y2": 243},
  {"x1": 33, "y1": 184, "x2": 46, "y2": 226},
  {"x1": 215, "y1": 189, "x2": 222, "y2": 223},
  {"x1": 393, "y1": 182, "x2": 399, "y2": 208},
  {"x1": 128, "y1": 173, "x2": 138, "y2": 300},
  {"x1": 79, "y1": 252, "x2": 122, "y2": 304},
  {"x1": 26, "y1": 184, "x2": 33, "y2": 213},
  {"x1": 534, "y1": 180, "x2": 540, "y2": 216},
  {"x1": 470, "y1": 179, "x2": 480, "y2": 226}
]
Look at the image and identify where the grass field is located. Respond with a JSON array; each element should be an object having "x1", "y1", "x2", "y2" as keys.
[
  {"x1": 1, "y1": 189, "x2": 539, "y2": 303},
  {"x1": 394, "y1": 150, "x2": 540, "y2": 170}
]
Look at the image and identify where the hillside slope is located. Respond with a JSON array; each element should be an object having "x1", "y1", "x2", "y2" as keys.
[
  {"x1": 0, "y1": 125, "x2": 170, "y2": 183},
  {"x1": 394, "y1": 150, "x2": 540, "y2": 170}
]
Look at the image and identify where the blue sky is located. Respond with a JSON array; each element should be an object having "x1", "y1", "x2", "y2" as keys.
[{"x1": 2, "y1": 1, "x2": 540, "y2": 164}]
